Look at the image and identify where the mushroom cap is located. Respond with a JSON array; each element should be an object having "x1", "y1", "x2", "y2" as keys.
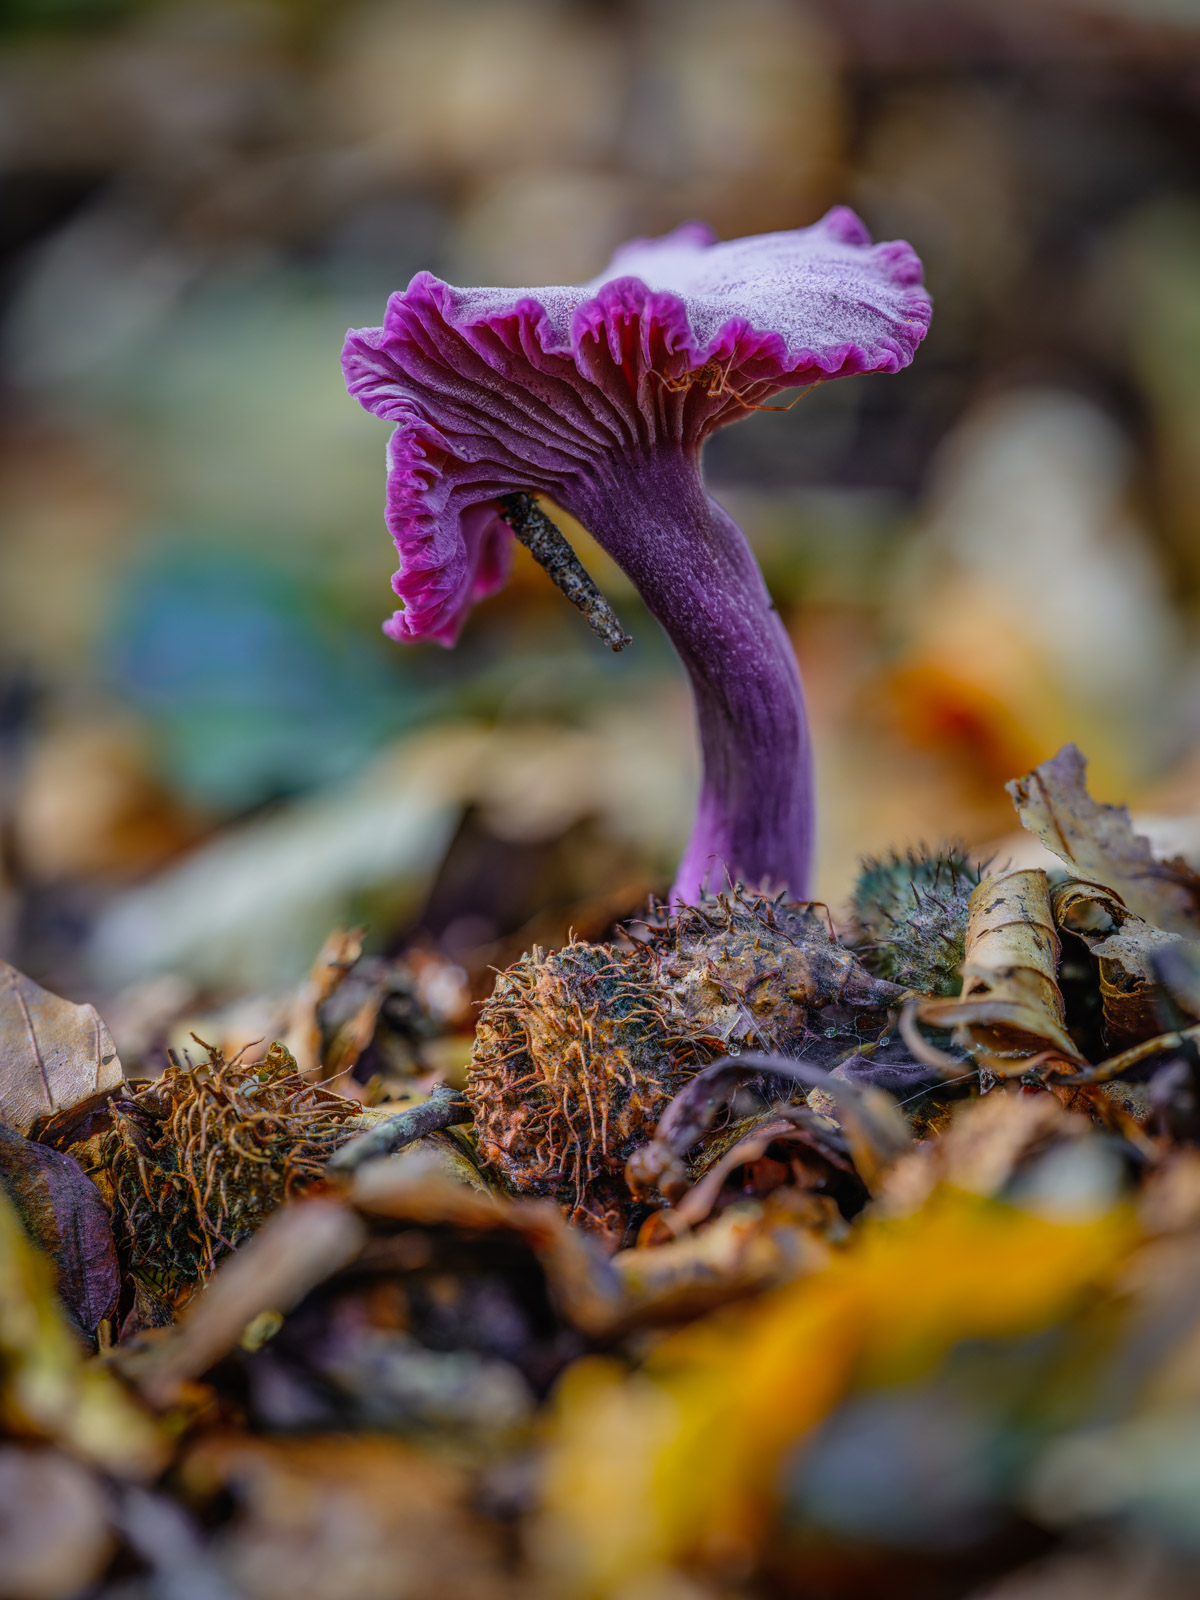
[{"x1": 342, "y1": 207, "x2": 930, "y2": 645}]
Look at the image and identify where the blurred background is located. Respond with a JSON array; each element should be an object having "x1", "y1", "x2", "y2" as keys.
[{"x1": 2, "y1": 0, "x2": 1200, "y2": 1019}]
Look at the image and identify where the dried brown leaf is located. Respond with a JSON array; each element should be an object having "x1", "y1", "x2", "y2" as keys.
[
  {"x1": 283, "y1": 927, "x2": 366, "y2": 1082},
  {"x1": 877, "y1": 1090, "x2": 1092, "y2": 1216},
  {"x1": 612, "y1": 1199, "x2": 830, "y2": 1322},
  {"x1": 918, "y1": 869, "x2": 1084, "y2": 1070},
  {"x1": 350, "y1": 1144, "x2": 626, "y2": 1337},
  {"x1": 0, "y1": 960, "x2": 122, "y2": 1137},
  {"x1": 1053, "y1": 877, "x2": 1191, "y2": 1048},
  {"x1": 666, "y1": 1112, "x2": 852, "y2": 1233},
  {"x1": 1008, "y1": 745, "x2": 1200, "y2": 936}
]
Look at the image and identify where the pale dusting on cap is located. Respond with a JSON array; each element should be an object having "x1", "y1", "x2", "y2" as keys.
[{"x1": 451, "y1": 208, "x2": 929, "y2": 373}]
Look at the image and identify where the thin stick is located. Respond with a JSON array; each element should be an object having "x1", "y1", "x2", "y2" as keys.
[
  {"x1": 326, "y1": 1083, "x2": 470, "y2": 1174},
  {"x1": 1057, "y1": 1022, "x2": 1200, "y2": 1085},
  {"x1": 499, "y1": 493, "x2": 632, "y2": 652}
]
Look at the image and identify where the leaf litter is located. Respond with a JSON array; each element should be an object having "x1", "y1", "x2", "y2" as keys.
[{"x1": 9, "y1": 747, "x2": 1200, "y2": 1596}]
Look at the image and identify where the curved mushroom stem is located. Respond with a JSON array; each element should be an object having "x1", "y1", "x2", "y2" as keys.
[{"x1": 562, "y1": 447, "x2": 814, "y2": 902}]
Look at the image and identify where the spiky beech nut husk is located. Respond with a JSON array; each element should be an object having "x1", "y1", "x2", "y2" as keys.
[
  {"x1": 103, "y1": 1040, "x2": 360, "y2": 1296},
  {"x1": 850, "y1": 844, "x2": 983, "y2": 997},
  {"x1": 635, "y1": 885, "x2": 906, "y2": 1054},
  {"x1": 466, "y1": 942, "x2": 709, "y2": 1237}
]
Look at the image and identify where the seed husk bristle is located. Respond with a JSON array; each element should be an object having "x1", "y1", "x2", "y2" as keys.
[
  {"x1": 103, "y1": 1037, "x2": 360, "y2": 1295},
  {"x1": 467, "y1": 941, "x2": 710, "y2": 1237}
]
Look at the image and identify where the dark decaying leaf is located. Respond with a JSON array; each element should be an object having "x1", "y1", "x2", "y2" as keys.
[
  {"x1": 0, "y1": 1184, "x2": 166, "y2": 1476},
  {"x1": 1008, "y1": 745, "x2": 1200, "y2": 937},
  {"x1": 1052, "y1": 877, "x2": 1192, "y2": 1049},
  {"x1": 0, "y1": 1122, "x2": 118, "y2": 1338},
  {"x1": 625, "y1": 1052, "x2": 909, "y2": 1211},
  {"x1": 0, "y1": 960, "x2": 123, "y2": 1137}
]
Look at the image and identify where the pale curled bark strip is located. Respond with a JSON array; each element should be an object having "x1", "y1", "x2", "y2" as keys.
[{"x1": 916, "y1": 869, "x2": 1084, "y2": 1071}]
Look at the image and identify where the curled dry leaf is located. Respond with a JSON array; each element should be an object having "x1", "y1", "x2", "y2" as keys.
[
  {"x1": 283, "y1": 927, "x2": 365, "y2": 1082},
  {"x1": 1008, "y1": 745, "x2": 1200, "y2": 937},
  {"x1": 1052, "y1": 877, "x2": 1191, "y2": 1049},
  {"x1": 917, "y1": 870, "x2": 1084, "y2": 1072},
  {"x1": 626, "y1": 1052, "x2": 909, "y2": 1215},
  {"x1": 877, "y1": 1090, "x2": 1095, "y2": 1217},
  {"x1": 0, "y1": 1122, "x2": 118, "y2": 1339},
  {"x1": 350, "y1": 1146, "x2": 624, "y2": 1337},
  {"x1": 352, "y1": 1142, "x2": 815, "y2": 1341},
  {"x1": 612, "y1": 1199, "x2": 831, "y2": 1323},
  {"x1": 0, "y1": 960, "x2": 122, "y2": 1137},
  {"x1": 644, "y1": 1110, "x2": 855, "y2": 1241}
]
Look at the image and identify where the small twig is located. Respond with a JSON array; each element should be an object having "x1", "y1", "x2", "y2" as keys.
[
  {"x1": 326, "y1": 1083, "x2": 471, "y2": 1174},
  {"x1": 498, "y1": 492, "x2": 632, "y2": 652},
  {"x1": 1056, "y1": 1022, "x2": 1200, "y2": 1085}
]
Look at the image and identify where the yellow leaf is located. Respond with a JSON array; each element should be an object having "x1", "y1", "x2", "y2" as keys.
[
  {"x1": 0, "y1": 1188, "x2": 164, "y2": 1477},
  {"x1": 538, "y1": 1188, "x2": 1134, "y2": 1595}
]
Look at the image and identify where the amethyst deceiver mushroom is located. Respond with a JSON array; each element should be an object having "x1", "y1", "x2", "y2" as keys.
[{"x1": 342, "y1": 208, "x2": 929, "y2": 900}]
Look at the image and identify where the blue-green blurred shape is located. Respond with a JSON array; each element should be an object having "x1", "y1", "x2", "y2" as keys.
[{"x1": 108, "y1": 542, "x2": 425, "y2": 812}]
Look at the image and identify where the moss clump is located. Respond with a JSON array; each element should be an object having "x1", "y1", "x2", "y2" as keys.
[
  {"x1": 850, "y1": 845, "x2": 983, "y2": 997},
  {"x1": 104, "y1": 1040, "x2": 360, "y2": 1296}
]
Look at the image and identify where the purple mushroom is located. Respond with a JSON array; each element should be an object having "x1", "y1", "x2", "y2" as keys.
[{"x1": 342, "y1": 208, "x2": 929, "y2": 901}]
